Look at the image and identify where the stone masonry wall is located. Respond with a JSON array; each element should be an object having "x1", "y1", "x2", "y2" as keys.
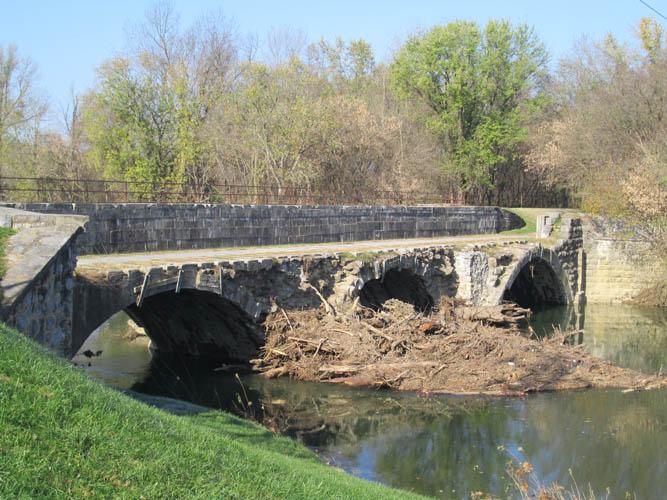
[
  {"x1": 1, "y1": 203, "x2": 524, "y2": 255},
  {"x1": 580, "y1": 216, "x2": 665, "y2": 304},
  {"x1": 2, "y1": 237, "x2": 78, "y2": 353},
  {"x1": 0, "y1": 208, "x2": 86, "y2": 355},
  {"x1": 554, "y1": 217, "x2": 585, "y2": 302}
]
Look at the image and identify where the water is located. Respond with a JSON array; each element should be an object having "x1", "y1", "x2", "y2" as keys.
[
  {"x1": 72, "y1": 313, "x2": 152, "y2": 388},
  {"x1": 78, "y1": 303, "x2": 667, "y2": 498}
]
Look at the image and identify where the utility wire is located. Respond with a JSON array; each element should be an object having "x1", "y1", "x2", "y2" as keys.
[{"x1": 639, "y1": 0, "x2": 667, "y2": 21}]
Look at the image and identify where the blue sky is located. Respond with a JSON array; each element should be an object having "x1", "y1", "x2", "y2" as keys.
[{"x1": 1, "y1": 0, "x2": 663, "y2": 122}]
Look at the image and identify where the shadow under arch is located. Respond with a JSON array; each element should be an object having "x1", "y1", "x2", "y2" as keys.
[
  {"x1": 502, "y1": 257, "x2": 568, "y2": 309},
  {"x1": 359, "y1": 268, "x2": 434, "y2": 312},
  {"x1": 73, "y1": 286, "x2": 264, "y2": 363},
  {"x1": 125, "y1": 289, "x2": 264, "y2": 361}
]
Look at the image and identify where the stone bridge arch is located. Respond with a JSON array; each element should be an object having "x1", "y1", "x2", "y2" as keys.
[
  {"x1": 358, "y1": 268, "x2": 435, "y2": 312},
  {"x1": 497, "y1": 246, "x2": 573, "y2": 308},
  {"x1": 72, "y1": 265, "x2": 277, "y2": 361},
  {"x1": 125, "y1": 289, "x2": 263, "y2": 361},
  {"x1": 72, "y1": 249, "x2": 459, "y2": 358},
  {"x1": 72, "y1": 266, "x2": 267, "y2": 362},
  {"x1": 334, "y1": 247, "x2": 458, "y2": 312}
]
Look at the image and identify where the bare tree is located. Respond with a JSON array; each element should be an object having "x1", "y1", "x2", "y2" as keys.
[
  {"x1": 528, "y1": 17, "x2": 667, "y2": 246},
  {"x1": 0, "y1": 44, "x2": 47, "y2": 167},
  {"x1": 139, "y1": 1, "x2": 179, "y2": 65},
  {"x1": 265, "y1": 26, "x2": 307, "y2": 65}
]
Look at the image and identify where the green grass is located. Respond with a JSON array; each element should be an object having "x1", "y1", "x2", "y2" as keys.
[
  {"x1": 501, "y1": 207, "x2": 584, "y2": 237},
  {"x1": 0, "y1": 227, "x2": 16, "y2": 280},
  {"x1": 0, "y1": 324, "x2": 421, "y2": 499},
  {"x1": 501, "y1": 208, "x2": 539, "y2": 235}
]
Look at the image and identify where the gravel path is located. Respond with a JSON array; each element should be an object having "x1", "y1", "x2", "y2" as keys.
[{"x1": 77, "y1": 232, "x2": 533, "y2": 270}]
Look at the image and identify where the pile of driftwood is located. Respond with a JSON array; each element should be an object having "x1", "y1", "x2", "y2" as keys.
[{"x1": 252, "y1": 297, "x2": 666, "y2": 396}]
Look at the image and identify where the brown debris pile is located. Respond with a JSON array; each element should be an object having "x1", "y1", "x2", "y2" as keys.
[{"x1": 252, "y1": 298, "x2": 667, "y2": 396}]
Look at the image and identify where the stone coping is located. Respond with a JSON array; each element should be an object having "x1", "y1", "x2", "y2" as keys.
[{"x1": 0, "y1": 207, "x2": 86, "y2": 306}]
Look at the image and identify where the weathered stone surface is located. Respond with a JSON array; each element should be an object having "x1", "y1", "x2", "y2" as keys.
[
  {"x1": 582, "y1": 216, "x2": 664, "y2": 303},
  {"x1": 0, "y1": 203, "x2": 593, "y2": 361},
  {"x1": 0, "y1": 208, "x2": 87, "y2": 355},
  {"x1": 536, "y1": 212, "x2": 562, "y2": 238},
  {"x1": 0, "y1": 203, "x2": 525, "y2": 255},
  {"x1": 459, "y1": 217, "x2": 584, "y2": 307}
]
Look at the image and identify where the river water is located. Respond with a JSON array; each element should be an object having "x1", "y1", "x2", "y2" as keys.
[{"x1": 76, "y1": 303, "x2": 667, "y2": 498}]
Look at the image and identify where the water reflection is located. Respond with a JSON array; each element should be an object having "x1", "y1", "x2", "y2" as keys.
[
  {"x1": 579, "y1": 304, "x2": 667, "y2": 374},
  {"x1": 528, "y1": 303, "x2": 667, "y2": 373},
  {"x1": 79, "y1": 304, "x2": 667, "y2": 498},
  {"x1": 73, "y1": 312, "x2": 152, "y2": 389}
]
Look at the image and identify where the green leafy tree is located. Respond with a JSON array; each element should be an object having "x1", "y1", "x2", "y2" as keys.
[
  {"x1": 83, "y1": 57, "x2": 183, "y2": 197},
  {"x1": 390, "y1": 20, "x2": 548, "y2": 202},
  {"x1": 209, "y1": 59, "x2": 336, "y2": 192},
  {"x1": 639, "y1": 17, "x2": 664, "y2": 62},
  {"x1": 83, "y1": 3, "x2": 237, "y2": 200}
]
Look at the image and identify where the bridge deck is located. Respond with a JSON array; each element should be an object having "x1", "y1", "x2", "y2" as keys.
[{"x1": 77, "y1": 233, "x2": 535, "y2": 272}]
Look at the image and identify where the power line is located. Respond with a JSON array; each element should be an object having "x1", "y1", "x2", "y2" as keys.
[{"x1": 639, "y1": 0, "x2": 667, "y2": 21}]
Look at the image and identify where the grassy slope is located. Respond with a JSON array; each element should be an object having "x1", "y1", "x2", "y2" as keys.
[
  {"x1": 500, "y1": 207, "x2": 541, "y2": 235},
  {"x1": 0, "y1": 325, "x2": 420, "y2": 499},
  {"x1": 502, "y1": 207, "x2": 583, "y2": 236}
]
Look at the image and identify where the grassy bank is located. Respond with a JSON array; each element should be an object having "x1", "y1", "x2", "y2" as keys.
[
  {"x1": 502, "y1": 207, "x2": 580, "y2": 236},
  {"x1": 0, "y1": 324, "x2": 420, "y2": 499},
  {"x1": 503, "y1": 208, "x2": 538, "y2": 235}
]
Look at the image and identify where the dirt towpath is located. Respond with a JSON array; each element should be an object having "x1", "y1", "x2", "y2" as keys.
[{"x1": 77, "y1": 233, "x2": 533, "y2": 271}]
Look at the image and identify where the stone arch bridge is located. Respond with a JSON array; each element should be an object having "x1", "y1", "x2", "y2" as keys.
[
  {"x1": 0, "y1": 203, "x2": 585, "y2": 360},
  {"x1": 73, "y1": 218, "x2": 584, "y2": 361}
]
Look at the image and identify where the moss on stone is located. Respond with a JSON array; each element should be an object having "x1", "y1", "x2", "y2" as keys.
[{"x1": 338, "y1": 251, "x2": 388, "y2": 263}]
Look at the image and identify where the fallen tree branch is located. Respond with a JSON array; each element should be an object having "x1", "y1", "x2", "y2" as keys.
[
  {"x1": 280, "y1": 308, "x2": 294, "y2": 332},
  {"x1": 305, "y1": 283, "x2": 337, "y2": 316}
]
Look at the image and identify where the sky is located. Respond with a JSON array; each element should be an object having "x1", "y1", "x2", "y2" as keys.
[{"x1": 1, "y1": 0, "x2": 664, "y2": 125}]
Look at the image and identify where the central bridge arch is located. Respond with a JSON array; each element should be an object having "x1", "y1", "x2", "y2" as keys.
[{"x1": 359, "y1": 269, "x2": 435, "y2": 312}]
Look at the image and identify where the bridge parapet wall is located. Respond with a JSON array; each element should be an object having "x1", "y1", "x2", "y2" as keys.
[
  {"x1": 1, "y1": 203, "x2": 524, "y2": 255},
  {"x1": 0, "y1": 208, "x2": 86, "y2": 355}
]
